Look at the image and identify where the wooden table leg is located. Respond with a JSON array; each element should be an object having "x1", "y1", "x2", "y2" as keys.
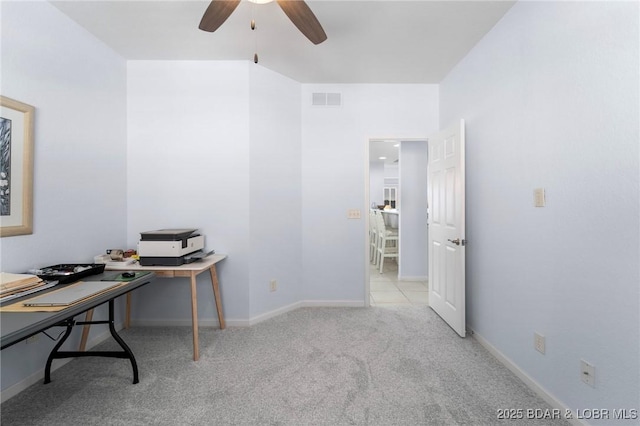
[
  {"x1": 209, "y1": 265, "x2": 225, "y2": 329},
  {"x1": 79, "y1": 308, "x2": 94, "y2": 351},
  {"x1": 125, "y1": 292, "x2": 131, "y2": 329},
  {"x1": 190, "y1": 271, "x2": 200, "y2": 361}
]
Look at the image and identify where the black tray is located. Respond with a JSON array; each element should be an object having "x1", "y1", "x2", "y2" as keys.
[{"x1": 36, "y1": 263, "x2": 106, "y2": 284}]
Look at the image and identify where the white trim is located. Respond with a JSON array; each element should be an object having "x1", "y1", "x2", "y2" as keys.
[
  {"x1": 132, "y1": 318, "x2": 225, "y2": 327},
  {"x1": 250, "y1": 300, "x2": 363, "y2": 325},
  {"x1": 0, "y1": 323, "x2": 122, "y2": 403},
  {"x1": 398, "y1": 275, "x2": 428, "y2": 282},
  {"x1": 1, "y1": 361, "x2": 75, "y2": 404},
  {"x1": 248, "y1": 301, "x2": 303, "y2": 326},
  {"x1": 299, "y1": 299, "x2": 364, "y2": 308},
  {"x1": 131, "y1": 300, "x2": 366, "y2": 328},
  {"x1": 364, "y1": 136, "x2": 371, "y2": 307},
  {"x1": 469, "y1": 327, "x2": 586, "y2": 426},
  {"x1": 366, "y1": 136, "x2": 430, "y2": 305}
]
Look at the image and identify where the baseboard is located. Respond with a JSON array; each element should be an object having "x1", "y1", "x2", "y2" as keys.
[
  {"x1": 132, "y1": 318, "x2": 224, "y2": 327},
  {"x1": 0, "y1": 322, "x2": 123, "y2": 403},
  {"x1": 398, "y1": 275, "x2": 428, "y2": 282},
  {"x1": 1, "y1": 359, "x2": 75, "y2": 404},
  {"x1": 248, "y1": 301, "x2": 303, "y2": 326},
  {"x1": 299, "y1": 299, "x2": 365, "y2": 308},
  {"x1": 131, "y1": 300, "x2": 365, "y2": 328},
  {"x1": 247, "y1": 300, "x2": 364, "y2": 325},
  {"x1": 468, "y1": 327, "x2": 586, "y2": 426}
]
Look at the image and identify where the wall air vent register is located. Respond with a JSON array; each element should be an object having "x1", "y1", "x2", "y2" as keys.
[{"x1": 312, "y1": 92, "x2": 342, "y2": 107}]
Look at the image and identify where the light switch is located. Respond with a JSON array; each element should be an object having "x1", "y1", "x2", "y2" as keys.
[
  {"x1": 347, "y1": 209, "x2": 361, "y2": 219},
  {"x1": 534, "y1": 188, "x2": 546, "y2": 207}
]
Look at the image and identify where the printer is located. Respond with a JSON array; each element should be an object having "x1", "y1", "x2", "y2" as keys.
[{"x1": 137, "y1": 229, "x2": 205, "y2": 266}]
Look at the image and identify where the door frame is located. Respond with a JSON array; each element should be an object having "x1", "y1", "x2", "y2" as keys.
[{"x1": 364, "y1": 136, "x2": 429, "y2": 307}]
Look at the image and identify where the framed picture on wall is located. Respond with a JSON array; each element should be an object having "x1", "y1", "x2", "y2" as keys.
[{"x1": 0, "y1": 96, "x2": 34, "y2": 237}]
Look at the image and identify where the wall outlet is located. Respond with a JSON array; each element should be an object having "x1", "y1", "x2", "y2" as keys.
[
  {"x1": 269, "y1": 279, "x2": 277, "y2": 292},
  {"x1": 534, "y1": 332, "x2": 545, "y2": 354},
  {"x1": 580, "y1": 359, "x2": 595, "y2": 387}
]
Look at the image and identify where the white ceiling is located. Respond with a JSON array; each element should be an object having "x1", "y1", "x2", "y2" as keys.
[
  {"x1": 47, "y1": 1, "x2": 514, "y2": 164},
  {"x1": 50, "y1": 0, "x2": 515, "y2": 84},
  {"x1": 370, "y1": 139, "x2": 401, "y2": 166}
]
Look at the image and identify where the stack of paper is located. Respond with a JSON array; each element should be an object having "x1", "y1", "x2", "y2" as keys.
[{"x1": 0, "y1": 272, "x2": 46, "y2": 297}]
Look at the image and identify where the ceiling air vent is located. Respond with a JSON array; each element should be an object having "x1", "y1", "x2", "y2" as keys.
[{"x1": 312, "y1": 92, "x2": 342, "y2": 107}]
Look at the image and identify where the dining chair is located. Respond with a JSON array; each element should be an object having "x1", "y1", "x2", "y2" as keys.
[
  {"x1": 375, "y1": 209, "x2": 399, "y2": 273},
  {"x1": 369, "y1": 209, "x2": 379, "y2": 264}
]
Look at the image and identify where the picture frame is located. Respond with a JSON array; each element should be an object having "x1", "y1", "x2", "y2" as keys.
[{"x1": 0, "y1": 96, "x2": 34, "y2": 237}]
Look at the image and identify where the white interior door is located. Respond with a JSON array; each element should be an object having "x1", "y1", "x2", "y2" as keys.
[{"x1": 428, "y1": 119, "x2": 466, "y2": 337}]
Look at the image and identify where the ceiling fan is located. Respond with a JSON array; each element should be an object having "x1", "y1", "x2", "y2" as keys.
[{"x1": 199, "y1": 0, "x2": 327, "y2": 45}]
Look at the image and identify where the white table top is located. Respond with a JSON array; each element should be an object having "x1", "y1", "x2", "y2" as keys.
[{"x1": 105, "y1": 254, "x2": 227, "y2": 271}]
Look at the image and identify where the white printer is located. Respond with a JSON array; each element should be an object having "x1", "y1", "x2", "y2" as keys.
[{"x1": 137, "y1": 229, "x2": 205, "y2": 266}]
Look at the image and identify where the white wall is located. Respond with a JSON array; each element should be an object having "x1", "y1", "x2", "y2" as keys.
[
  {"x1": 398, "y1": 140, "x2": 428, "y2": 280},
  {"x1": 126, "y1": 62, "x2": 304, "y2": 324},
  {"x1": 127, "y1": 61, "x2": 252, "y2": 323},
  {"x1": 301, "y1": 85, "x2": 438, "y2": 302},
  {"x1": 248, "y1": 65, "x2": 302, "y2": 318},
  {"x1": 440, "y1": 1, "x2": 639, "y2": 421},
  {"x1": 126, "y1": 75, "x2": 438, "y2": 320},
  {"x1": 0, "y1": 2, "x2": 127, "y2": 394}
]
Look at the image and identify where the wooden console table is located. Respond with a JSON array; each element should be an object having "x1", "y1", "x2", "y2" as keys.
[{"x1": 82, "y1": 254, "x2": 227, "y2": 361}]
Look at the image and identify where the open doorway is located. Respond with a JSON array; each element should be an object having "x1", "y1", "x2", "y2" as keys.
[{"x1": 367, "y1": 138, "x2": 429, "y2": 307}]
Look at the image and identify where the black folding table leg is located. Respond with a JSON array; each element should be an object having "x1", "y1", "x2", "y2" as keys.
[
  {"x1": 107, "y1": 299, "x2": 139, "y2": 384},
  {"x1": 44, "y1": 320, "x2": 74, "y2": 384},
  {"x1": 43, "y1": 299, "x2": 139, "y2": 384}
]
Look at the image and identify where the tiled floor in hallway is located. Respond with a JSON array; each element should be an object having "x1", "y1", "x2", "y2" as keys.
[{"x1": 369, "y1": 259, "x2": 429, "y2": 306}]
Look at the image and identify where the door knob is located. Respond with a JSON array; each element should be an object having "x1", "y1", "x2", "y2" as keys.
[{"x1": 448, "y1": 238, "x2": 461, "y2": 245}]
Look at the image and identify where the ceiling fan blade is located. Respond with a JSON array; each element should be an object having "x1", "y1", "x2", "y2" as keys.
[
  {"x1": 276, "y1": 0, "x2": 327, "y2": 45},
  {"x1": 199, "y1": 0, "x2": 241, "y2": 32}
]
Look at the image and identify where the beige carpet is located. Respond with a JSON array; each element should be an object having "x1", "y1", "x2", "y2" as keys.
[{"x1": 1, "y1": 306, "x2": 568, "y2": 425}]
